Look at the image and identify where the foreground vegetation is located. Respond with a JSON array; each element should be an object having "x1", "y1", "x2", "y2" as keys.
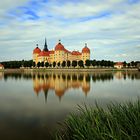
[{"x1": 55, "y1": 99, "x2": 140, "y2": 140}]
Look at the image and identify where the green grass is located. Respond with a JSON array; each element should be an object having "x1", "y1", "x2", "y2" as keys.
[{"x1": 55, "y1": 99, "x2": 140, "y2": 140}]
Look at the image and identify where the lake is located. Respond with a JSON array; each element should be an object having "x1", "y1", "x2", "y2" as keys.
[{"x1": 0, "y1": 71, "x2": 140, "y2": 140}]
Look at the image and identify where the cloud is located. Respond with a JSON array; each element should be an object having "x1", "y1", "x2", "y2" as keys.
[{"x1": 0, "y1": 0, "x2": 140, "y2": 62}]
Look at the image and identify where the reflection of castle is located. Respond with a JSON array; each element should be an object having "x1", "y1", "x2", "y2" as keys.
[
  {"x1": 0, "y1": 72, "x2": 4, "y2": 80},
  {"x1": 114, "y1": 72, "x2": 123, "y2": 79},
  {"x1": 33, "y1": 39, "x2": 90, "y2": 65},
  {"x1": 33, "y1": 72, "x2": 90, "y2": 101}
]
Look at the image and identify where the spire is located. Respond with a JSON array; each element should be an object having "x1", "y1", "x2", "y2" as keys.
[{"x1": 43, "y1": 38, "x2": 48, "y2": 52}]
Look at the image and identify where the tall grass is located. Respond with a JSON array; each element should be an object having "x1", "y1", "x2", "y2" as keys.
[{"x1": 55, "y1": 99, "x2": 140, "y2": 140}]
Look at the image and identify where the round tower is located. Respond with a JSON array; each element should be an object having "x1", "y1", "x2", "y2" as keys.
[
  {"x1": 82, "y1": 43, "x2": 90, "y2": 63},
  {"x1": 33, "y1": 44, "x2": 41, "y2": 65}
]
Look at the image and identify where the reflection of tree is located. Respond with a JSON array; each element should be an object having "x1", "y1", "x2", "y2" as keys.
[
  {"x1": 78, "y1": 75, "x2": 83, "y2": 81},
  {"x1": 45, "y1": 74, "x2": 49, "y2": 79},
  {"x1": 67, "y1": 75, "x2": 71, "y2": 81},
  {"x1": 53, "y1": 74, "x2": 56, "y2": 80},
  {"x1": 4, "y1": 74, "x2": 8, "y2": 81},
  {"x1": 62, "y1": 74, "x2": 66, "y2": 80},
  {"x1": 37, "y1": 74, "x2": 41, "y2": 79},
  {"x1": 92, "y1": 73, "x2": 114, "y2": 82},
  {"x1": 86, "y1": 74, "x2": 90, "y2": 82},
  {"x1": 72, "y1": 74, "x2": 77, "y2": 81},
  {"x1": 57, "y1": 75, "x2": 60, "y2": 79}
]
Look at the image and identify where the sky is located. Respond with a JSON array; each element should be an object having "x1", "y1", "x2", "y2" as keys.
[{"x1": 0, "y1": 0, "x2": 140, "y2": 62}]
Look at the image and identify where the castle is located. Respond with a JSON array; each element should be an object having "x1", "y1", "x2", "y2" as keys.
[{"x1": 33, "y1": 39, "x2": 90, "y2": 65}]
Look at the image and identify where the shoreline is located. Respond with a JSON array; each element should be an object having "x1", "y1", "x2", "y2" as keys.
[{"x1": 0, "y1": 68, "x2": 138, "y2": 73}]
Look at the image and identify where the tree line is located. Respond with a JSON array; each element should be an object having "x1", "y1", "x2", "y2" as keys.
[
  {"x1": 1, "y1": 60, "x2": 139, "y2": 69},
  {"x1": 36, "y1": 60, "x2": 115, "y2": 68},
  {"x1": 1, "y1": 60, "x2": 34, "y2": 69}
]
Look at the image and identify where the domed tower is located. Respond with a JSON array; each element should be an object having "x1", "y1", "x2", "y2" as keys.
[
  {"x1": 33, "y1": 44, "x2": 41, "y2": 65},
  {"x1": 54, "y1": 40, "x2": 66, "y2": 63},
  {"x1": 82, "y1": 43, "x2": 90, "y2": 63}
]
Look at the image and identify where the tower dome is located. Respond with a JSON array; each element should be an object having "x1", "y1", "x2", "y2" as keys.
[
  {"x1": 55, "y1": 40, "x2": 65, "y2": 51},
  {"x1": 33, "y1": 44, "x2": 41, "y2": 54},
  {"x1": 82, "y1": 43, "x2": 90, "y2": 53}
]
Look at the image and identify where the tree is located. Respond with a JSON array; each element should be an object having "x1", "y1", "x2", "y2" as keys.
[
  {"x1": 131, "y1": 61, "x2": 135, "y2": 67},
  {"x1": 21, "y1": 60, "x2": 24, "y2": 67},
  {"x1": 49, "y1": 64, "x2": 52, "y2": 67},
  {"x1": 53, "y1": 61, "x2": 56, "y2": 67},
  {"x1": 41, "y1": 62, "x2": 44, "y2": 67},
  {"x1": 45, "y1": 62, "x2": 49, "y2": 67},
  {"x1": 110, "y1": 61, "x2": 114, "y2": 67},
  {"x1": 72, "y1": 60, "x2": 77, "y2": 68},
  {"x1": 91, "y1": 60, "x2": 96, "y2": 67},
  {"x1": 62, "y1": 61, "x2": 66, "y2": 67},
  {"x1": 57, "y1": 62, "x2": 60, "y2": 67},
  {"x1": 28, "y1": 60, "x2": 33, "y2": 67},
  {"x1": 37, "y1": 62, "x2": 41, "y2": 68},
  {"x1": 96, "y1": 61, "x2": 101, "y2": 67},
  {"x1": 85, "y1": 59, "x2": 91, "y2": 67},
  {"x1": 67, "y1": 60, "x2": 71, "y2": 67},
  {"x1": 32, "y1": 61, "x2": 36, "y2": 67},
  {"x1": 128, "y1": 63, "x2": 131, "y2": 67},
  {"x1": 100, "y1": 60, "x2": 105, "y2": 67},
  {"x1": 123, "y1": 61, "x2": 127, "y2": 68},
  {"x1": 78, "y1": 60, "x2": 84, "y2": 68}
]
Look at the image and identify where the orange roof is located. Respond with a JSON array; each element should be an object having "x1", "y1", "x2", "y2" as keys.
[
  {"x1": 49, "y1": 50, "x2": 55, "y2": 54},
  {"x1": 64, "y1": 48, "x2": 71, "y2": 53},
  {"x1": 33, "y1": 47, "x2": 41, "y2": 54},
  {"x1": 72, "y1": 51, "x2": 81, "y2": 55},
  {"x1": 0, "y1": 64, "x2": 4, "y2": 67},
  {"x1": 38, "y1": 51, "x2": 50, "y2": 57},
  {"x1": 115, "y1": 62, "x2": 123, "y2": 66},
  {"x1": 55, "y1": 42, "x2": 65, "y2": 51},
  {"x1": 82, "y1": 46, "x2": 90, "y2": 53}
]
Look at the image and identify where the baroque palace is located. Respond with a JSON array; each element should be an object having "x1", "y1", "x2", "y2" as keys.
[{"x1": 33, "y1": 39, "x2": 90, "y2": 65}]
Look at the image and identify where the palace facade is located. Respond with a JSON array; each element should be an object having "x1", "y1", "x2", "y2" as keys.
[{"x1": 33, "y1": 39, "x2": 90, "y2": 65}]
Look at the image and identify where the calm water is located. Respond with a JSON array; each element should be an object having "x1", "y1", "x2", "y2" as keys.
[{"x1": 0, "y1": 71, "x2": 140, "y2": 140}]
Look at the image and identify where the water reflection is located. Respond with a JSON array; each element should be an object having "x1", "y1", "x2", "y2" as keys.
[
  {"x1": 33, "y1": 72, "x2": 91, "y2": 101},
  {"x1": 0, "y1": 71, "x2": 140, "y2": 140},
  {"x1": 1, "y1": 71, "x2": 140, "y2": 102}
]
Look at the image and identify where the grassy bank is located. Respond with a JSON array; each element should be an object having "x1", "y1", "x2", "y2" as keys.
[{"x1": 55, "y1": 99, "x2": 140, "y2": 140}]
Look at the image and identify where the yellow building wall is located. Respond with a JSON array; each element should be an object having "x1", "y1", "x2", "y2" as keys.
[
  {"x1": 33, "y1": 54, "x2": 39, "y2": 64},
  {"x1": 82, "y1": 53, "x2": 90, "y2": 63},
  {"x1": 33, "y1": 49, "x2": 90, "y2": 65},
  {"x1": 54, "y1": 50, "x2": 66, "y2": 63}
]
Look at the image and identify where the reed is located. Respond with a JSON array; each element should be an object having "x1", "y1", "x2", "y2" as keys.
[{"x1": 55, "y1": 99, "x2": 140, "y2": 140}]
